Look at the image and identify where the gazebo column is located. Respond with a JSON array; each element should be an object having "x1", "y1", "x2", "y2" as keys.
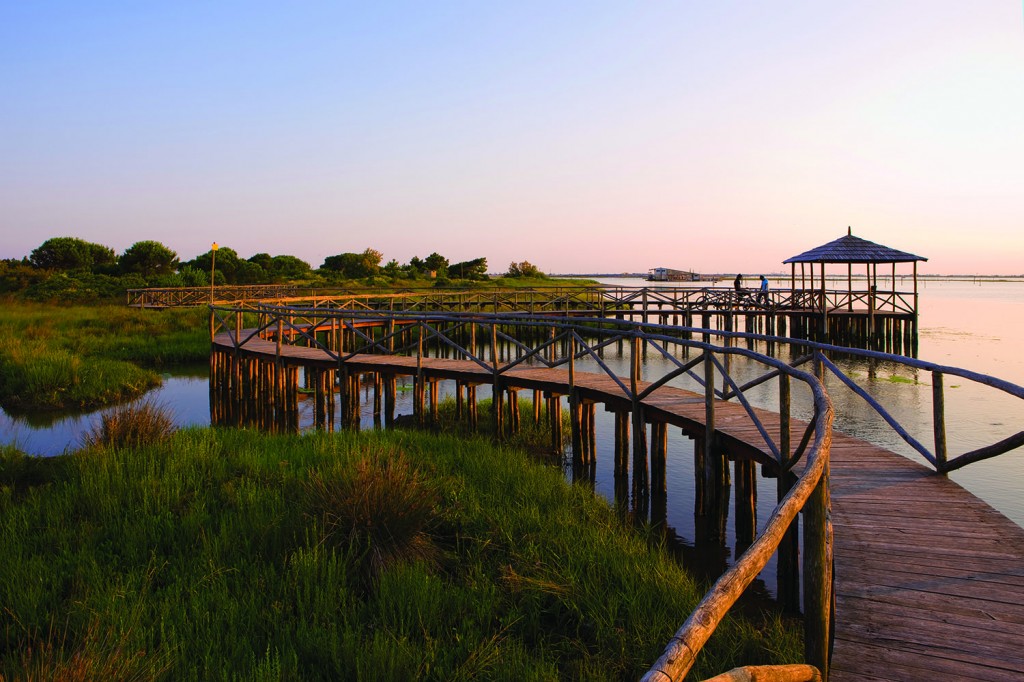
[{"x1": 820, "y1": 262, "x2": 827, "y2": 341}]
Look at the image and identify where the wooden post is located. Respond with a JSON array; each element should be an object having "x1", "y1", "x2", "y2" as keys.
[
  {"x1": 804, "y1": 457, "x2": 833, "y2": 680},
  {"x1": 569, "y1": 334, "x2": 583, "y2": 465},
  {"x1": 467, "y1": 384, "x2": 479, "y2": 431},
  {"x1": 702, "y1": 350, "x2": 717, "y2": 517},
  {"x1": 429, "y1": 379, "x2": 439, "y2": 424},
  {"x1": 372, "y1": 372, "x2": 382, "y2": 424},
  {"x1": 586, "y1": 402, "x2": 597, "y2": 465},
  {"x1": 933, "y1": 370, "x2": 947, "y2": 472},
  {"x1": 491, "y1": 323, "x2": 503, "y2": 437},
  {"x1": 508, "y1": 388, "x2": 521, "y2": 434},
  {"x1": 337, "y1": 367, "x2": 350, "y2": 428},
  {"x1": 777, "y1": 373, "x2": 800, "y2": 612},
  {"x1": 614, "y1": 410, "x2": 630, "y2": 475},
  {"x1": 651, "y1": 421, "x2": 668, "y2": 497},
  {"x1": 455, "y1": 381, "x2": 465, "y2": 420},
  {"x1": 415, "y1": 323, "x2": 425, "y2": 425},
  {"x1": 550, "y1": 395, "x2": 563, "y2": 454},
  {"x1": 734, "y1": 458, "x2": 756, "y2": 552},
  {"x1": 383, "y1": 375, "x2": 395, "y2": 427}
]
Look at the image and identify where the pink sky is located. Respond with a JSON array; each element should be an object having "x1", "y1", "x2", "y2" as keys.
[{"x1": 2, "y1": 3, "x2": 1023, "y2": 274}]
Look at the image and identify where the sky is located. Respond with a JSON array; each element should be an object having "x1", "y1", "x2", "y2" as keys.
[{"x1": 2, "y1": 2, "x2": 1023, "y2": 275}]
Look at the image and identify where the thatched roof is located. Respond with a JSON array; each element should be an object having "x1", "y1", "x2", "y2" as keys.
[{"x1": 783, "y1": 231, "x2": 927, "y2": 264}]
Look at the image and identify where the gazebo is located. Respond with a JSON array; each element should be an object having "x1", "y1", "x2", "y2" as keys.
[{"x1": 782, "y1": 228, "x2": 927, "y2": 349}]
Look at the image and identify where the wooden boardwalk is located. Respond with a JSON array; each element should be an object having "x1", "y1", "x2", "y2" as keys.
[{"x1": 214, "y1": 331, "x2": 1024, "y2": 680}]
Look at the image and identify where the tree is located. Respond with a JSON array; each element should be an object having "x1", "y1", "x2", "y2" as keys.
[
  {"x1": 320, "y1": 248, "x2": 382, "y2": 278},
  {"x1": 506, "y1": 260, "x2": 542, "y2": 278},
  {"x1": 30, "y1": 237, "x2": 116, "y2": 271},
  {"x1": 234, "y1": 260, "x2": 267, "y2": 284},
  {"x1": 407, "y1": 256, "x2": 426, "y2": 276},
  {"x1": 424, "y1": 252, "x2": 449, "y2": 278},
  {"x1": 182, "y1": 247, "x2": 242, "y2": 284},
  {"x1": 450, "y1": 257, "x2": 488, "y2": 280},
  {"x1": 119, "y1": 240, "x2": 179, "y2": 275},
  {"x1": 247, "y1": 253, "x2": 274, "y2": 272},
  {"x1": 382, "y1": 259, "x2": 401, "y2": 278},
  {"x1": 270, "y1": 255, "x2": 312, "y2": 281}
]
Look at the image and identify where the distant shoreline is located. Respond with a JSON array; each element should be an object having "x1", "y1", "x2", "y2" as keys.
[{"x1": 552, "y1": 274, "x2": 1024, "y2": 282}]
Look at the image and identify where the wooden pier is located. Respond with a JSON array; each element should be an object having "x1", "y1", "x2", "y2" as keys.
[{"x1": 207, "y1": 308, "x2": 1024, "y2": 681}]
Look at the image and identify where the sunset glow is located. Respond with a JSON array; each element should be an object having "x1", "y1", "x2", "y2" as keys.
[{"x1": 2, "y1": 2, "x2": 1022, "y2": 274}]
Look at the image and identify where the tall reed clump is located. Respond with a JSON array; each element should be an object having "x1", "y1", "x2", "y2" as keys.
[
  {"x1": 304, "y1": 446, "x2": 440, "y2": 581},
  {"x1": 81, "y1": 400, "x2": 176, "y2": 450}
]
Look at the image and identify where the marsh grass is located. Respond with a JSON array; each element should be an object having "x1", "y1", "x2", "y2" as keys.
[
  {"x1": 81, "y1": 400, "x2": 177, "y2": 450},
  {"x1": 304, "y1": 447, "x2": 440, "y2": 581},
  {"x1": 0, "y1": 428, "x2": 801, "y2": 680},
  {"x1": 11, "y1": 611, "x2": 172, "y2": 682},
  {"x1": 0, "y1": 303, "x2": 207, "y2": 411}
]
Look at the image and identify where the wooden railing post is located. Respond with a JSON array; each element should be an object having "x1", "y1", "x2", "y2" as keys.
[
  {"x1": 933, "y1": 370, "x2": 948, "y2": 472},
  {"x1": 702, "y1": 349, "x2": 717, "y2": 517},
  {"x1": 416, "y1": 322, "x2": 424, "y2": 425},
  {"x1": 803, "y1": 450, "x2": 833, "y2": 681},
  {"x1": 491, "y1": 322, "x2": 502, "y2": 437},
  {"x1": 569, "y1": 333, "x2": 582, "y2": 465},
  {"x1": 630, "y1": 332, "x2": 647, "y2": 495},
  {"x1": 777, "y1": 373, "x2": 800, "y2": 611}
]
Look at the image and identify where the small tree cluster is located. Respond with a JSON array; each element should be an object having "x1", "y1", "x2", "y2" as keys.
[{"x1": 506, "y1": 260, "x2": 544, "y2": 278}]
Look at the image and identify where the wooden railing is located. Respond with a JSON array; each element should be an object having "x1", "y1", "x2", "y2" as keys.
[
  {"x1": 136, "y1": 284, "x2": 919, "y2": 317},
  {"x1": 771, "y1": 339, "x2": 1024, "y2": 474},
  {"x1": 210, "y1": 305, "x2": 835, "y2": 680}
]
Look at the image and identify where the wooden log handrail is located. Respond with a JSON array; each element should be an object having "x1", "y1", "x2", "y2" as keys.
[{"x1": 141, "y1": 283, "x2": 922, "y2": 318}]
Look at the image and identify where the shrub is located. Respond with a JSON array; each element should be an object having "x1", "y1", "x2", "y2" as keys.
[
  {"x1": 304, "y1": 447, "x2": 440, "y2": 580},
  {"x1": 81, "y1": 400, "x2": 176, "y2": 450}
]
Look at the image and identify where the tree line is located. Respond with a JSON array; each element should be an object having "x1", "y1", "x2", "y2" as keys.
[{"x1": 0, "y1": 236, "x2": 546, "y2": 302}]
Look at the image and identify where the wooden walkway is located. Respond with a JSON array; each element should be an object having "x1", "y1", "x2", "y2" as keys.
[{"x1": 214, "y1": 332, "x2": 1024, "y2": 681}]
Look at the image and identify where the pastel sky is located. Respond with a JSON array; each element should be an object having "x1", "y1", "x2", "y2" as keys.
[{"x1": 2, "y1": 2, "x2": 1023, "y2": 275}]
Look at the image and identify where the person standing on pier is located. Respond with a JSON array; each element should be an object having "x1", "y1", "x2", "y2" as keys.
[
  {"x1": 758, "y1": 275, "x2": 769, "y2": 307},
  {"x1": 733, "y1": 274, "x2": 743, "y2": 308}
]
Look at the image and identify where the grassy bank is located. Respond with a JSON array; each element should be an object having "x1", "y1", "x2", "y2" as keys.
[
  {"x1": 0, "y1": 429, "x2": 800, "y2": 680},
  {"x1": 0, "y1": 302, "x2": 208, "y2": 411}
]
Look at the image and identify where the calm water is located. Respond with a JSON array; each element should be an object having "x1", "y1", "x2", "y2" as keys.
[{"x1": 3, "y1": 279, "x2": 1023, "y2": 549}]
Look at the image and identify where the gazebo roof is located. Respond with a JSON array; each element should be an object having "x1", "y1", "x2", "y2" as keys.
[{"x1": 783, "y1": 231, "x2": 927, "y2": 264}]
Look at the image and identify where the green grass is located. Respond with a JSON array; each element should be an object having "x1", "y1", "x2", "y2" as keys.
[
  {"x1": 0, "y1": 302, "x2": 208, "y2": 411},
  {"x1": 0, "y1": 429, "x2": 801, "y2": 680}
]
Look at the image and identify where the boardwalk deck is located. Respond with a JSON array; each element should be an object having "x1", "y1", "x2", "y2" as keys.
[{"x1": 213, "y1": 331, "x2": 1024, "y2": 681}]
